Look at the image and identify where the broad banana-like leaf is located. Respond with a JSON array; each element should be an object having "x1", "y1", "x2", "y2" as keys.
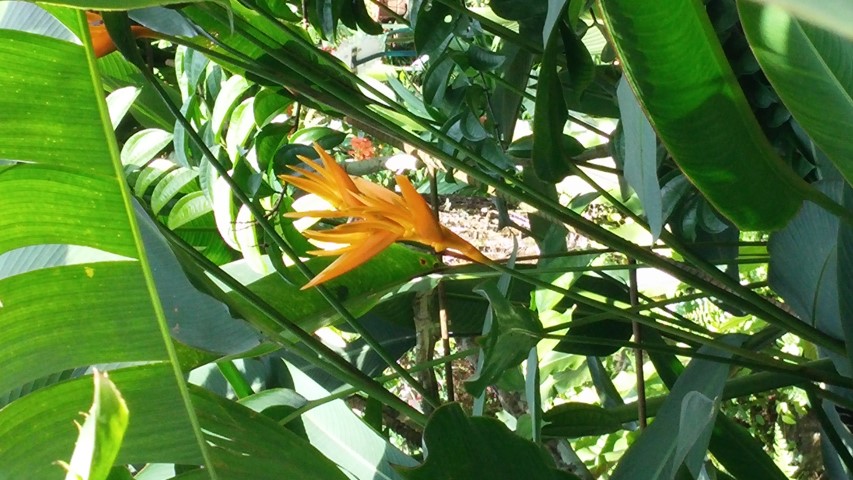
[
  {"x1": 599, "y1": 0, "x2": 809, "y2": 230},
  {"x1": 0, "y1": 8, "x2": 344, "y2": 479},
  {"x1": 610, "y1": 336, "x2": 746, "y2": 480},
  {"x1": 741, "y1": 0, "x2": 853, "y2": 41},
  {"x1": 739, "y1": 1, "x2": 853, "y2": 187}
]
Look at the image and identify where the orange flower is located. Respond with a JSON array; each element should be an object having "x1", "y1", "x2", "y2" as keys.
[
  {"x1": 280, "y1": 144, "x2": 491, "y2": 289},
  {"x1": 348, "y1": 136, "x2": 376, "y2": 161},
  {"x1": 87, "y1": 12, "x2": 159, "y2": 58}
]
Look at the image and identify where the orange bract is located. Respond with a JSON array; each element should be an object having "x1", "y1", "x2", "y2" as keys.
[
  {"x1": 87, "y1": 12, "x2": 158, "y2": 58},
  {"x1": 279, "y1": 144, "x2": 491, "y2": 289}
]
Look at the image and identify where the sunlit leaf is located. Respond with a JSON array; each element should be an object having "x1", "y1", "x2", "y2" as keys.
[{"x1": 600, "y1": 0, "x2": 808, "y2": 229}]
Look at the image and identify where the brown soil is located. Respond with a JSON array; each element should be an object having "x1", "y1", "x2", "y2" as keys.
[{"x1": 436, "y1": 195, "x2": 540, "y2": 263}]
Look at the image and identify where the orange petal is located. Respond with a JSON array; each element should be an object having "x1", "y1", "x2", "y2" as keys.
[
  {"x1": 353, "y1": 177, "x2": 405, "y2": 207},
  {"x1": 313, "y1": 144, "x2": 362, "y2": 207},
  {"x1": 327, "y1": 219, "x2": 402, "y2": 232},
  {"x1": 306, "y1": 247, "x2": 354, "y2": 257},
  {"x1": 301, "y1": 230, "x2": 398, "y2": 289},
  {"x1": 440, "y1": 227, "x2": 492, "y2": 264},
  {"x1": 280, "y1": 173, "x2": 343, "y2": 206},
  {"x1": 303, "y1": 230, "x2": 369, "y2": 244},
  {"x1": 130, "y1": 25, "x2": 158, "y2": 40},
  {"x1": 395, "y1": 175, "x2": 445, "y2": 247},
  {"x1": 283, "y1": 209, "x2": 349, "y2": 219}
]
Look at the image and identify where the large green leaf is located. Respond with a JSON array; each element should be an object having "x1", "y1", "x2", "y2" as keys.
[
  {"x1": 0, "y1": 9, "x2": 344, "y2": 478},
  {"x1": 217, "y1": 245, "x2": 438, "y2": 338},
  {"x1": 285, "y1": 363, "x2": 419, "y2": 480},
  {"x1": 617, "y1": 77, "x2": 663, "y2": 239},
  {"x1": 739, "y1": 1, "x2": 853, "y2": 187},
  {"x1": 0, "y1": 365, "x2": 347, "y2": 479},
  {"x1": 768, "y1": 181, "x2": 845, "y2": 340},
  {"x1": 741, "y1": 0, "x2": 853, "y2": 41},
  {"x1": 610, "y1": 336, "x2": 746, "y2": 480},
  {"x1": 0, "y1": 1, "x2": 75, "y2": 41},
  {"x1": 0, "y1": 26, "x2": 203, "y2": 476},
  {"x1": 532, "y1": 17, "x2": 570, "y2": 183},
  {"x1": 397, "y1": 403, "x2": 576, "y2": 480},
  {"x1": 599, "y1": 0, "x2": 808, "y2": 230},
  {"x1": 62, "y1": 371, "x2": 129, "y2": 480}
]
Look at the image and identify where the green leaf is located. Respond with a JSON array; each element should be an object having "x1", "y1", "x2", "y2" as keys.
[
  {"x1": 617, "y1": 77, "x2": 663, "y2": 240},
  {"x1": 129, "y1": 7, "x2": 198, "y2": 38},
  {"x1": 62, "y1": 371, "x2": 129, "y2": 480},
  {"x1": 542, "y1": 402, "x2": 622, "y2": 438},
  {"x1": 769, "y1": 181, "x2": 844, "y2": 340},
  {"x1": 0, "y1": 10, "x2": 339, "y2": 478},
  {"x1": 558, "y1": 22, "x2": 594, "y2": 103},
  {"x1": 465, "y1": 280, "x2": 544, "y2": 397},
  {"x1": 554, "y1": 275, "x2": 634, "y2": 357},
  {"x1": 314, "y1": 0, "x2": 340, "y2": 40},
  {"x1": 211, "y1": 74, "x2": 252, "y2": 143},
  {"x1": 225, "y1": 98, "x2": 257, "y2": 158},
  {"x1": 707, "y1": 415, "x2": 789, "y2": 480},
  {"x1": 397, "y1": 403, "x2": 576, "y2": 480},
  {"x1": 188, "y1": 383, "x2": 349, "y2": 480},
  {"x1": 285, "y1": 363, "x2": 418, "y2": 480},
  {"x1": 0, "y1": 13, "x2": 215, "y2": 474},
  {"x1": 643, "y1": 328, "x2": 789, "y2": 480},
  {"x1": 2, "y1": 364, "x2": 349, "y2": 479},
  {"x1": 838, "y1": 186, "x2": 853, "y2": 375},
  {"x1": 599, "y1": 0, "x2": 808, "y2": 230},
  {"x1": 532, "y1": 27, "x2": 570, "y2": 182},
  {"x1": 136, "y1": 204, "x2": 263, "y2": 356},
  {"x1": 739, "y1": 1, "x2": 853, "y2": 187},
  {"x1": 741, "y1": 0, "x2": 853, "y2": 41},
  {"x1": 491, "y1": 44, "x2": 534, "y2": 143},
  {"x1": 105, "y1": 86, "x2": 140, "y2": 129},
  {"x1": 151, "y1": 167, "x2": 198, "y2": 214},
  {"x1": 413, "y1": 1, "x2": 457, "y2": 59},
  {"x1": 253, "y1": 88, "x2": 293, "y2": 127},
  {"x1": 133, "y1": 162, "x2": 170, "y2": 196},
  {"x1": 167, "y1": 190, "x2": 212, "y2": 229},
  {"x1": 97, "y1": 54, "x2": 177, "y2": 130},
  {"x1": 466, "y1": 45, "x2": 506, "y2": 71},
  {"x1": 352, "y1": 0, "x2": 383, "y2": 34},
  {"x1": 289, "y1": 126, "x2": 346, "y2": 148},
  {"x1": 216, "y1": 244, "x2": 438, "y2": 335},
  {"x1": 0, "y1": 366, "x2": 194, "y2": 479},
  {"x1": 120, "y1": 128, "x2": 173, "y2": 167},
  {"x1": 610, "y1": 335, "x2": 747, "y2": 480},
  {"x1": 543, "y1": 0, "x2": 569, "y2": 46},
  {"x1": 0, "y1": 2, "x2": 76, "y2": 41}
]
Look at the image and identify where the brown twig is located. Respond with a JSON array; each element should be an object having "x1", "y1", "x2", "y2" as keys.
[{"x1": 628, "y1": 257, "x2": 647, "y2": 429}]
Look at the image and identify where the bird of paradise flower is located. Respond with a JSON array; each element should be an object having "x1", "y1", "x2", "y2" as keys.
[{"x1": 279, "y1": 144, "x2": 492, "y2": 289}]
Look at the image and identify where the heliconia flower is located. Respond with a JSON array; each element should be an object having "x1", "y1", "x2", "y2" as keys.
[
  {"x1": 87, "y1": 12, "x2": 159, "y2": 58},
  {"x1": 280, "y1": 144, "x2": 491, "y2": 289}
]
